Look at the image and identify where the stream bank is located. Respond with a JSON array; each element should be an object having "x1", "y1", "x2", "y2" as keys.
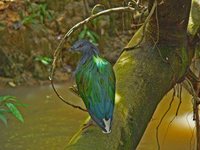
[{"x1": 0, "y1": 0, "x2": 135, "y2": 88}]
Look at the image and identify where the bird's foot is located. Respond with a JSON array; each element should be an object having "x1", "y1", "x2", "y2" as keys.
[
  {"x1": 81, "y1": 120, "x2": 96, "y2": 131},
  {"x1": 69, "y1": 84, "x2": 80, "y2": 97}
]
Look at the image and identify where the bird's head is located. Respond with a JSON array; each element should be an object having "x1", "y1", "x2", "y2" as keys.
[{"x1": 69, "y1": 40, "x2": 99, "y2": 55}]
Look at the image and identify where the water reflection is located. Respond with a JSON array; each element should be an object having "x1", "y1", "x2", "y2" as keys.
[
  {"x1": 0, "y1": 82, "x2": 88, "y2": 150},
  {"x1": 137, "y1": 88, "x2": 196, "y2": 150},
  {"x1": 0, "y1": 83, "x2": 197, "y2": 150}
]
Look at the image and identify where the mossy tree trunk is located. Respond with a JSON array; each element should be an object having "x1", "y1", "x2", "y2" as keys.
[{"x1": 65, "y1": 0, "x2": 192, "y2": 149}]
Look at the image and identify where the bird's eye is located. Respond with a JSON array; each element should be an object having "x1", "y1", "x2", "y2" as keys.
[{"x1": 78, "y1": 44, "x2": 83, "y2": 48}]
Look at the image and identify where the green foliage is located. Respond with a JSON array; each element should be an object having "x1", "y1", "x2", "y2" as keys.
[
  {"x1": 78, "y1": 25, "x2": 100, "y2": 45},
  {"x1": 20, "y1": 1, "x2": 53, "y2": 25},
  {"x1": 0, "y1": 96, "x2": 26, "y2": 125},
  {"x1": 188, "y1": 0, "x2": 200, "y2": 36},
  {"x1": 5, "y1": 103, "x2": 24, "y2": 123},
  {"x1": 35, "y1": 55, "x2": 52, "y2": 66}
]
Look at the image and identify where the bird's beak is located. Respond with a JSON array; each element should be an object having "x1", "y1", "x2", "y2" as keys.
[{"x1": 68, "y1": 47, "x2": 73, "y2": 51}]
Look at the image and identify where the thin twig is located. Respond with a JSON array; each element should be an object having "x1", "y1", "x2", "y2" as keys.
[
  {"x1": 166, "y1": 84, "x2": 182, "y2": 127},
  {"x1": 186, "y1": 68, "x2": 200, "y2": 83},
  {"x1": 145, "y1": 0, "x2": 159, "y2": 49},
  {"x1": 91, "y1": 4, "x2": 105, "y2": 15},
  {"x1": 156, "y1": 87, "x2": 176, "y2": 150},
  {"x1": 121, "y1": 0, "x2": 156, "y2": 52},
  {"x1": 184, "y1": 77, "x2": 200, "y2": 150},
  {"x1": 177, "y1": 84, "x2": 182, "y2": 114},
  {"x1": 159, "y1": 84, "x2": 183, "y2": 145},
  {"x1": 50, "y1": 6, "x2": 138, "y2": 111},
  {"x1": 49, "y1": 77, "x2": 87, "y2": 112},
  {"x1": 161, "y1": 88, "x2": 178, "y2": 146},
  {"x1": 153, "y1": 0, "x2": 159, "y2": 49}
]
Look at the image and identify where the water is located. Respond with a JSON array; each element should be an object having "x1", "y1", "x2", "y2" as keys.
[
  {"x1": 137, "y1": 88, "x2": 196, "y2": 150},
  {"x1": 0, "y1": 83, "x2": 196, "y2": 150},
  {"x1": 0, "y1": 82, "x2": 87, "y2": 150}
]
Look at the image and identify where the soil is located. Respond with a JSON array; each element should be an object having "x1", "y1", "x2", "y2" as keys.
[{"x1": 0, "y1": 0, "x2": 140, "y2": 88}]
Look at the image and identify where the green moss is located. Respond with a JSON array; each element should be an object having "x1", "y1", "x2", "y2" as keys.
[
  {"x1": 188, "y1": 0, "x2": 200, "y2": 36},
  {"x1": 180, "y1": 47, "x2": 189, "y2": 77},
  {"x1": 65, "y1": 0, "x2": 192, "y2": 148}
]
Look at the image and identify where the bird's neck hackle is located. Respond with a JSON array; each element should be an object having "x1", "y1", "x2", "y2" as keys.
[
  {"x1": 80, "y1": 46, "x2": 99, "y2": 65},
  {"x1": 75, "y1": 46, "x2": 99, "y2": 73}
]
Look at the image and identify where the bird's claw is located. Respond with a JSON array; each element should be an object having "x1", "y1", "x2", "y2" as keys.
[
  {"x1": 81, "y1": 120, "x2": 96, "y2": 131},
  {"x1": 69, "y1": 84, "x2": 80, "y2": 96}
]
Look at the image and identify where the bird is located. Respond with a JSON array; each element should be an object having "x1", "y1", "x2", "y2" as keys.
[{"x1": 70, "y1": 39, "x2": 116, "y2": 134}]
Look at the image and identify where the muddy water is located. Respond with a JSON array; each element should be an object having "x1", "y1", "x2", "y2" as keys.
[
  {"x1": 0, "y1": 82, "x2": 87, "y2": 150},
  {"x1": 0, "y1": 83, "x2": 196, "y2": 150},
  {"x1": 137, "y1": 88, "x2": 196, "y2": 150}
]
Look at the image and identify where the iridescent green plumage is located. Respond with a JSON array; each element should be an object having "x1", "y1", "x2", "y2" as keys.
[
  {"x1": 75, "y1": 55, "x2": 115, "y2": 133},
  {"x1": 71, "y1": 40, "x2": 115, "y2": 133}
]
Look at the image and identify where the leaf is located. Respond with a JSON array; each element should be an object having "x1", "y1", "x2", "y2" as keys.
[
  {"x1": 46, "y1": 11, "x2": 53, "y2": 20},
  {"x1": 0, "y1": 108, "x2": 9, "y2": 113},
  {"x1": 41, "y1": 4, "x2": 47, "y2": 16},
  {"x1": 35, "y1": 56, "x2": 52, "y2": 65},
  {"x1": 0, "y1": 95, "x2": 27, "y2": 107},
  {"x1": 22, "y1": 15, "x2": 35, "y2": 25},
  {"x1": 5, "y1": 103, "x2": 24, "y2": 123},
  {"x1": 40, "y1": 15, "x2": 44, "y2": 24},
  {"x1": 0, "y1": 112, "x2": 7, "y2": 125},
  {"x1": 0, "y1": 96, "x2": 16, "y2": 102},
  {"x1": 78, "y1": 26, "x2": 88, "y2": 39},
  {"x1": 86, "y1": 31, "x2": 99, "y2": 44},
  {"x1": 90, "y1": 30, "x2": 100, "y2": 40}
]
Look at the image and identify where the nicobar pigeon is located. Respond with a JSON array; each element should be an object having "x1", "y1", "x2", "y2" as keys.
[{"x1": 70, "y1": 40, "x2": 116, "y2": 134}]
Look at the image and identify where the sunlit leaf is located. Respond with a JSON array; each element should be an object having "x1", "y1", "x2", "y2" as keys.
[
  {"x1": 5, "y1": 103, "x2": 24, "y2": 123},
  {"x1": 0, "y1": 112, "x2": 7, "y2": 125},
  {"x1": 35, "y1": 56, "x2": 52, "y2": 65},
  {"x1": 86, "y1": 31, "x2": 98, "y2": 44}
]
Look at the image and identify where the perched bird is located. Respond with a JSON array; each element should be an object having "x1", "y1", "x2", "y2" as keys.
[{"x1": 70, "y1": 40, "x2": 116, "y2": 133}]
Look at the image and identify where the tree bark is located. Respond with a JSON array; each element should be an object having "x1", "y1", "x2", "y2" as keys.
[
  {"x1": 188, "y1": 0, "x2": 200, "y2": 149},
  {"x1": 65, "y1": 0, "x2": 192, "y2": 149}
]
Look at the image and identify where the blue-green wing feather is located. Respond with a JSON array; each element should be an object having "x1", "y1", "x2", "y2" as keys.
[{"x1": 75, "y1": 55, "x2": 115, "y2": 131}]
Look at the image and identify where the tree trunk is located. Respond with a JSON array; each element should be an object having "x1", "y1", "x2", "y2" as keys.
[{"x1": 65, "y1": 0, "x2": 192, "y2": 149}]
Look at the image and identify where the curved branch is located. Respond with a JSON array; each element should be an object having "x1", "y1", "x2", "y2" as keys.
[
  {"x1": 49, "y1": 6, "x2": 140, "y2": 111},
  {"x1": 122, "y1": 0, "x2": 157, "y2": 52},
  {"x1": 65, "y1": 0, "x2": 192, "y2": 149}
]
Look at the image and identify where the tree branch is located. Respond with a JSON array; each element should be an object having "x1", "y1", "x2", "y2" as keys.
[
  {"x1": 49, "y1": 5, "x2": 142, "y2": 113},
  {"x1": 65, "y1": 0, "x2": 192, "y2": 149}
]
